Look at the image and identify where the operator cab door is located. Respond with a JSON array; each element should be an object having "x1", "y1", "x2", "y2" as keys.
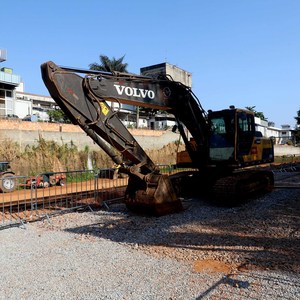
[
  {"x1": 236, "y1": 111, "x2": 255, "y2": 159},
  {"x1": 208, "y1": 110, "x2": 235, "y2": 163},
  {"x1": 208, "y1": 109, "x2": 255, "y2": 165}
]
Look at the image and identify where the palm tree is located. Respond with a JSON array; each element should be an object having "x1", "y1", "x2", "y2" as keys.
[
  {"x1": 89, "y1": 54, "x2": 139, "y2": 126},
  {"x1": 89, "y1": 55, "x2": 128, "y2": 73},
  {"x1": 245, "y1": 106, "x2": 267, "y2": 121},
  {"x1": 294, "y1": 108, "x2": 300, "y2": 143},
  {"x1": 295, "y1": 108, "x2": 300, "y2": 126},
  {"x1": 245, "y1": 106, "x2": 256, "y2": 112}
]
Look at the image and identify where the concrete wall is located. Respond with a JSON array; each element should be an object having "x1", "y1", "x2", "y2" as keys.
[
  {"x1": 274, "y1": 145, "x2": 300, "y2": 157},
  {"x1": 1, "y1": 120, "x2": 299, "y2": 156},
  {"x1": 0, "y1": 120, "x2": 181, "y2": 151}
]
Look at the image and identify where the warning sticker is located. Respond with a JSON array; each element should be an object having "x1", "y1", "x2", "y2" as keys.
[{"x1": 100, "y1": 102, "x2": 110, "y2": 116}]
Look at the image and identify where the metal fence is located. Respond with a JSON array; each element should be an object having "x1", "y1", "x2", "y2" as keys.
[
  {"x1": 0, "y1": 168, "x2": 129, "y2": 229},
  {"x1": 272, "y1": 155, "x2": 300, "y2": 172},
  {"x1": 4, "y1": 161, "x2": 296, "y2": 229},
  {"x1": 0, "y1": 165, "x2": 197, "y2": 230},
  {"x1": 5, "y1": 160, "x2": 295, "y2": 230}
]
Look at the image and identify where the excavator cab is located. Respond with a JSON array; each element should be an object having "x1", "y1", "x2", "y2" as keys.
[
  {"x1": 208, "y1": 108, "x2": 274, "y2": 167},
  {"x1": 177, "y1": 107, "x2": 274, "y2": 169}
]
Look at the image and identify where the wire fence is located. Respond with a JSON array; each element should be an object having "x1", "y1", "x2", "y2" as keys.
[
  {"x1": 0, "y1": 165, "x2": 185, "y2": 230},
  {"x1": 3, "y1": 160, "x2": 295, "y2": 230},
  {"x1": 0, "y1": 168, "x2": 129, "y2": 229}
]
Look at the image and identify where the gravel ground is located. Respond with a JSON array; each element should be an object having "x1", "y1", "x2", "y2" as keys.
[{"x1": 0, "y1": 172, "x2": 299, "y2": 300}]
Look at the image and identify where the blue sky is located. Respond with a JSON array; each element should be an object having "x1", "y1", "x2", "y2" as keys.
[{"x1": 1, "y1": 0, "x2": 299, "y2": 127}]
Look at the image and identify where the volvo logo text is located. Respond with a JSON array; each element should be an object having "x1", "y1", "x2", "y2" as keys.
[{"x1": 114, "y1": 84, "x2": 155, "y2": 99}]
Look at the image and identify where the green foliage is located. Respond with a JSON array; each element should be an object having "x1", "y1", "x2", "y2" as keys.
[
  {"x1": 89, "y1": 54, "x2": 128, "y2": 73},
  {"x1": 65, "y1": 170, "x2": 95, "y2": 183},
  {"x1": 295, "y1": 108, "x2": 300, "y2": 144},
  {"x1": 158, "y1": 164, "x2": 175, "y2": 174},
  {"x1": 47, "y1": 109, "x2": 71, "y2": 123},
  {"x1": 84, "y1": 145, "x2": 89, "y2": 153},
  {"x1": 274, "y1": 155, "x2": 298, "y2": 163},
  {"x1": 245, "y1": 106, "x2": 268, "y2": 121},
  {"x1": 295, "y1": 108, "x2": 300, "y2": 126},
  {"x1": 295, "y1": 130, "x2": 300, "y2": 144}
]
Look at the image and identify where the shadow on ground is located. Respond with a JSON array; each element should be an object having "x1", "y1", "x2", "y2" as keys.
[{"x1": 64, "y1": 188, "x2": 300, "y2": 273}]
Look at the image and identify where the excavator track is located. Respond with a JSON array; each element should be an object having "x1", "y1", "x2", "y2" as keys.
[{"x1": 212, "y1": 169, "x2": 274, "y2": 206}]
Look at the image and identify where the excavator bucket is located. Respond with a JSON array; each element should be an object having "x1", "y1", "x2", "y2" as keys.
[{"x1": 125, "y1": 174, "x2": 183, "y2": 216}]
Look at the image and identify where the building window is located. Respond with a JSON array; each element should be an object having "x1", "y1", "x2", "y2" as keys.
[
  {"x1": 0, "y1": 88, "x2": 14, "y2": 116},
  {"x1": 6, "y1": 90, "x2": 12, "y2": 98}
]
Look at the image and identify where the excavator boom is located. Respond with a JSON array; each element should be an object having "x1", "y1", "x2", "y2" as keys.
[{"x1": 41, "y1": 61, "x2": 182, "y2": 215}]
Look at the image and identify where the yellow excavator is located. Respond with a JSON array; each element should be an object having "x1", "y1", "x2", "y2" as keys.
[{"x1": 41, "y1": 61, "x2": 274, "y2": 215}]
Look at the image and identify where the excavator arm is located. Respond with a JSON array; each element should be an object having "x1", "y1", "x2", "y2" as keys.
[
  {"x1": 86, "y1": 67, "x2": 210, "y2": 167},
  {"x1": 41, "y1": 62, "x2": 158, "y2": 174},
  {"x1": 41, "y1": 61, "x2": 208, "y2": 215}
]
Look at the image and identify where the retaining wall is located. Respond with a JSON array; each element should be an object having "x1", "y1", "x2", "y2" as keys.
[
  {"x1": 0, "y1": 120, "x2": 299, "y2": 156},
  {"x1": 274, "y1": 145, "x2": 300, "y2": 156},
  {"x1": 0, "y1": 120, "x2": 180, "y2": 151}
]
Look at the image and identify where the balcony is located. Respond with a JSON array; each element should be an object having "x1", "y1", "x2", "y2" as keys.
[
  {"x1": 0, "y1": 49, "x2": 7, "y2": 62},
  {"x1": 0, "y1": 71, "x2": 21, "y2": 86}
]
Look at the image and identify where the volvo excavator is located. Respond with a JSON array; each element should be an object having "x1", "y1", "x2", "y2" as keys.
[{"x1": 41, "y1": 61, "x2": 274, "y2": 215}]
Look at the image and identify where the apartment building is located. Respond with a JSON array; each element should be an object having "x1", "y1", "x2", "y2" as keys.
[
  {"x1": 0, "y1": 49, "x2": 22, "y2": 117},
  {"x1": 15, "y1": 89, "x2": 56, "y2": 121},
  {"x1": 255, "y1": 118, "x2": 294, "y2": 144}
]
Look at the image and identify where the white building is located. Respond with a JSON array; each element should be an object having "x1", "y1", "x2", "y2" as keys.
[
  {"x1": 0, "y1": 49, "x2": 55, "y2": 121},
  {"x1": 0, "y1": 49, "x2": 22, "y2": 117},
  {"x1": 255, "y1": 117, "x2": 294, "y2": 144},
  {"x1": 15, "y1": 88, "x2": 56, "y2": 121}
]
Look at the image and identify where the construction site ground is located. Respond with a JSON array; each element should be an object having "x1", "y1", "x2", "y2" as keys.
[{"x1": 0, "y1": 171, "x2": 299, "y2": 299}]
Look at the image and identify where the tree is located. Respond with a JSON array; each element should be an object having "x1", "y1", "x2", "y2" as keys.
[
  {"x1": 89, "y1": 55, "x2": 128, "y2": 73},
  {"x1": 295, "y1": 108, "x2": 300, "y2": 126},
  {"x1": 245, "y1": 106, "x2": 268, "y2": 121},
  {"x1": 89, "y1": 54, "x2": 144, "y2": 127},
  {"x1": 294, "y1": 108, "x2": 300, "y2": 143},
  {"x1": 47, "y1": 109, "x2": 70, "y2": 123}
]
